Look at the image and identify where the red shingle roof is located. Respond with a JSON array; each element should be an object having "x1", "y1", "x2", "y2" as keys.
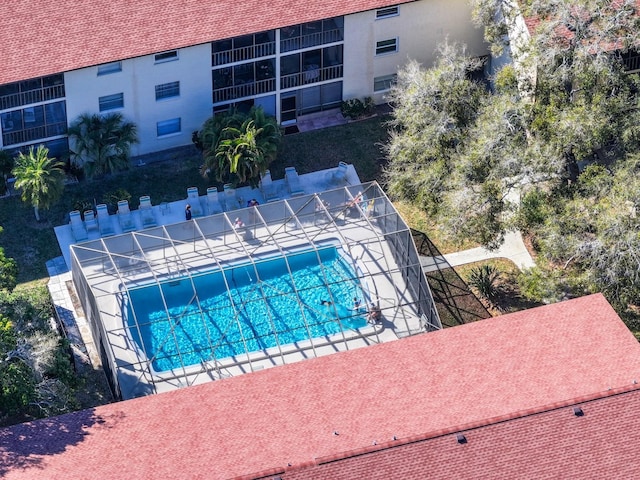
[
  {"x1": 1, "y1": 0, "x2": 406, "y2": 85},
  {"x1": 1, "y1": 294, "x2": 639, "y2": 479},
  {"x1": 283, "y1": 386, "x2": 640, "y2": 479}
]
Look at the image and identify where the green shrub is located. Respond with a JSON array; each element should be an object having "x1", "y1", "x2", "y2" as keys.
[
  {"x1": 517, "y1": 266, "x2": 564, "y2": 304},
  {"x1": 71, "y1": 198, "x2": 94, "y2": 217},
  {"x1": 0, "y1": 360, "x2": 37, "y2": 417},
  {"x1": 340, "y1": 97, "x2": 375, "y2": 119},
  {"x1": 468, "y1": 264, "x2": 500, "y2": 300},
  {"x1": 102, "y1": 188, "x2": 131, "y2": 213}
]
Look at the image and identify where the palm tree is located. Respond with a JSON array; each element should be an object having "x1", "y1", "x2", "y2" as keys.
[
  {"x1": 12, "y1": 145, "x2": 65, "y2": 221},
  {"x1": 199, "y1": 108, "x2": 246, "y2": 177},
  {"x1": 200, "y1": 107, "x2": 281, "y2": 186},
  {"x1": 68, "y1": 112, "x2": 138, "y2": 177}
]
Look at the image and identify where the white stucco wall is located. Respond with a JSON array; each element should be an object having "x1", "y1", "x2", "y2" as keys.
[
  {"x1": 343, "y1": 0, "x2": 487, "y2": 104},
  {"x1": 64, "y1": 44, "x2": 212, "y2": 157}
]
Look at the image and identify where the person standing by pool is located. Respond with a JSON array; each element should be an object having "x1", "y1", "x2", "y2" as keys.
[
  {"x1": 367, "y1": 302, "x2": 381, "y2": 324},
  {"x1": 185, "y1": 204, "x2": 192, "y2": 221}
]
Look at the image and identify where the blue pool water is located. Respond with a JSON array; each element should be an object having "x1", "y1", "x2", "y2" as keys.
[{"x1": 126, "y1": 246, "x2": 367, "y2": 372}]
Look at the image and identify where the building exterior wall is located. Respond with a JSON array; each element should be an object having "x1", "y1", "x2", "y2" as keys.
[
  {"x1": 0, "y1": 0, "x2": 488, "y2": 160},
  {"x1": 65, "y1": 44, "x2": 212, "y2": 157},
  {"x1": 344, "y1": 0, "x2": 486, "y2": 104}
]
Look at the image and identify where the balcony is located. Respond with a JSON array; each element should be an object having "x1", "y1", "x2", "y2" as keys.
[
  {"x1": 280, "y1": 29, "x2": 343, "y2": 53},
  {"x1": 0, "y1": 84, "x2": 65, "y2": 111},
  {"x1": 280, "y1": 65, "x2": 343, "y2": 90},
  {"x1": 213, "y1": 78, "x2": 276, "y2": 103},
  {"x1": 2, "y1": 122, "x2": 67, "y2": 147},
  {"x1": 212, "y1": 42, "x2": 276, "y2": 66}
]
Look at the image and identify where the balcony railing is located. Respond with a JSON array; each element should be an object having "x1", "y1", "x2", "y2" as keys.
[
  {"x1": 280, "y1": 65, "x2": 343, "y2": 90},
  {"x1": 212, "y1": 42, "x2": 276, "y2": 66},
  {"x1": 2, "y1": 122, "x2": 67, "y2": 147},
  {"x1": 0, "y1": 85, "x2": 65, "y2": 111},
  {"x1": 213, "y1": 78, "x2": 276, "y2": 103},
  {"x1": 280, "y1": 29, "x2": 343, "y2": 53},
  {"x1": 624, "y1": 53, "x2": 640, "y2": 72}
]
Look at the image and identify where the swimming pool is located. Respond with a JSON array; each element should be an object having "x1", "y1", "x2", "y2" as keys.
[{"x1": 126, "y1": 245, "x2": 367, "y2": 372}]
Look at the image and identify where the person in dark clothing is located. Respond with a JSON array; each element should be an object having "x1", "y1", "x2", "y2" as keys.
[{"x1": 185, "y1": 204, "x2": 192, "y2": 221}]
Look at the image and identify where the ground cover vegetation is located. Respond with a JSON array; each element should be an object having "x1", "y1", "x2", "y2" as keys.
[
  {"x1": 0, "y1": 282, "x2": 82, "y2": 427},
  {"x1": 383, "y1": 0, "x2": 640, "y2": 330}
]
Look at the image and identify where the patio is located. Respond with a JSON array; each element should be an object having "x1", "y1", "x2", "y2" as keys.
[{"x1": 54, "y1": 163, "x2": 361, "y2": 269}]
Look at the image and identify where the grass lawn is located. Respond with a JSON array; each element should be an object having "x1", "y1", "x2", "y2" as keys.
[
  {"x1": 394, "y1": 201, "x2": 478, "y2": 254},
  {"x1": 2, "y1": 113, "x2": 392, "y2": 286}
]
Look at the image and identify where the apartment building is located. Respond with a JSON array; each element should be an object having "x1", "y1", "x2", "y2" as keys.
[{"x1": 0, "y1": 0, "x2": 486, "y2": 160}]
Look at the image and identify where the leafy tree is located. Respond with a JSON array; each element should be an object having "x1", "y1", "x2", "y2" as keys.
[
  {"x1": 385, "y1": 0, "x2": 640, "y2": 249},
  {"x1": 199, "y1": 107, "x2": 281, "y2": 187},
  {"x1": 0, "y1": 287, "x2": 80, "y2": 425},
  {"x1": 12, "y1": 145, "x2": 65, "y2": 221},
  {"x1": 516, "y1": 188, "x2": 552, "y2": 234},
  {"x1": 384, "y1": 44, "x2": 487, "y2": 216},
  {"x1": 68, "y1": 112, "x2": 138, "y2": 177},
  {"x1": 530, "y1": 154, "x2": 640, "y2": 315}
]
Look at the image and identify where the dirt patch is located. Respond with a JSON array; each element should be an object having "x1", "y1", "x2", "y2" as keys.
[{"x1": 65, "y1": 280, "x2": 84, "y2": 317}]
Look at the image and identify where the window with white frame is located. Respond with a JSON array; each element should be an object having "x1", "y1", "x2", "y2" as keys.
[
  {"x1": 98, "y1": 93, "x2": 124, "y2": 112},
  {"x1": 97, "y1": 61, "x2": 122, "y2": 75},
  {"x1": 375, "y1": 38, "x2": 398, "y2": 55},
  {"x1": 155, "y1": 81, "x2": 180, "y2": 100},
  {"x1": 374, "y1": 74, "x2": 397, "y2": 92},
  {"x1": 376, "y1": 6, "x2": 399, "y2": 18},
  {"x1": 155, "y1": 50, "x2": 178, "y2": 63},
  {"x1": 157, "y1": 118, "x2": 181, "y2": 136}
]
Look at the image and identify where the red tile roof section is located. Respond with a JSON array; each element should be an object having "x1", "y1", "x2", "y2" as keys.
[
  {"x1": 1, "y1": 0, "x2": 408, "y2": 85},
  {"x1": 283, "y1": 385, "x2": 640, "y2": 479},
  {"x1": 2, "y1": 294, "x2": 639, "y2": 479}
]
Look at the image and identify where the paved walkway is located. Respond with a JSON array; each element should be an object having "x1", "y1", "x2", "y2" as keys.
[{"x1": 420, "y1": 230, "x2": 536, "y2": 272}]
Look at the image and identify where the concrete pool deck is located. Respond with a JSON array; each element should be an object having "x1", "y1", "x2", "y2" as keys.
[{"x1": 51, "y1": 164, "x2": 435, "y2": 399}]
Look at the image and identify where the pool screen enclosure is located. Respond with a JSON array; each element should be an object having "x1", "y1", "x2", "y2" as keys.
[{"x1": 71, "y1": 182, "x2": 440, "y2": 399}]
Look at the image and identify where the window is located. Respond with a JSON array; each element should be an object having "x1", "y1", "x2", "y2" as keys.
[
  {"x1": 157, "y1": 118, "x2": 181, "y2": 136},
  {"x1": 155, "y1": 50, "x2": 178, "y2": 63},
  {"x1": 99, "y1": 93, "x2": 124, "y2": 112},
  {"x1": 97, "y1": 62, "x2": 122, "y2": 75},
  {"x1": 376, "y1": 6, "x2": 399, "y2": 18},
  {"x1": 374, "y1": 74, "x2": 397, "y2": 92},
  {"x1": 155, "y1": 81, "x2": 180, "y2": 100},
  {"x1": 376, "y1": 38, "x2": 398, "y2": 55}
]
